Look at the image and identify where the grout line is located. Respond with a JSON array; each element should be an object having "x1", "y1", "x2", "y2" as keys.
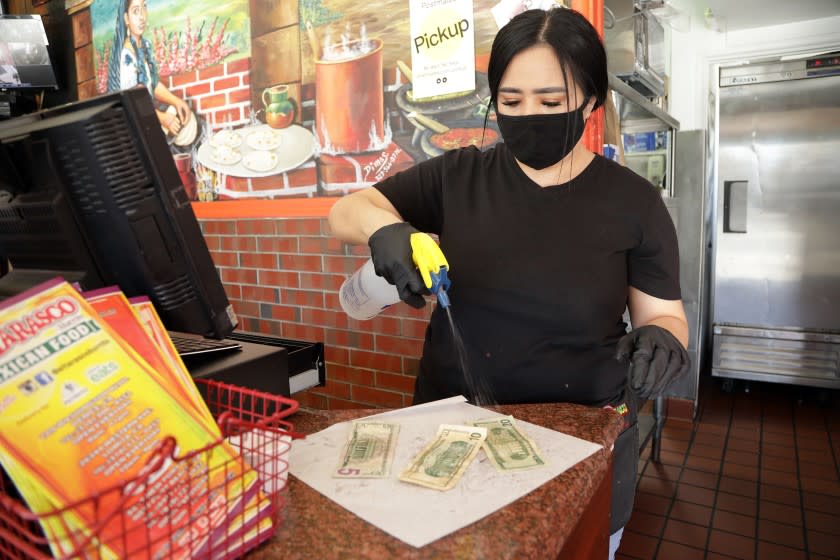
[
  {"x1": 792, "y1": 396, "x2": 810, "y2": 557},
  {"x1": 754, "y1": 385, "x2": 764, "y2": 560},
  {"x1": 702, "y1": 381, "x2": 736, "y2": 559}
]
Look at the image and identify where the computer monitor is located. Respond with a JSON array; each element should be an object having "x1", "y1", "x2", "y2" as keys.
[
  {"x1": 0, "y1": 87, "x2": 237, "y2": 338},
  {"x1": 0, "y1": 15, "x2": 59, "y2": 90}
]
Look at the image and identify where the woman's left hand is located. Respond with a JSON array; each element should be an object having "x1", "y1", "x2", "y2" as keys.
[{"x1": 615, "y1": 325, "x2": 690, "y2": 399}]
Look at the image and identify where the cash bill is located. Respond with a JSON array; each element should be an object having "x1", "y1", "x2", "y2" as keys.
[
  {"x1": 472, "y1": 416, "x2": 547, "y2": 472},
  {"x1": 333, "y1": 421, "x2": 400, "y2": 478},
  {"x1": 398, "y1": 424, "x2": 487, "y2": 491}
]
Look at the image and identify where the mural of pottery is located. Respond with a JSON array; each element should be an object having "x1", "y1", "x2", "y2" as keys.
[
  {"x1": 315, "y1": 38, "x2": 384, "y2": 154},
  {"x1": 263, "y1": 85, "x2": 298, "y2": 129}
]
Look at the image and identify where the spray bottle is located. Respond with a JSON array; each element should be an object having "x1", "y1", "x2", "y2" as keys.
[{"x1": 339, "y1": 239, "x2": 451, "y2": 321}]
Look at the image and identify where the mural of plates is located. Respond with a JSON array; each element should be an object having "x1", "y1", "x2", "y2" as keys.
[
  {"x1": 211, "y1": 145, "x2": 242, "y2": 165},
  {"x1": 242, "y1": 150, "x2": 278, "y2": 173},
  {"x1": 420, "y1": 119, "x2": 502, "y2": 158},
  {"x1": 210, "y1": 129, "x2": 243, "y2": 148},
  {"x1": 246, "y1": 127, "x2": 282, "y2": 151}
]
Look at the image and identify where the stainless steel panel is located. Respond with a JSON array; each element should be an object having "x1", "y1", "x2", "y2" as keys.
[
  {"x1": 714, "y1": 72, "x2": 840, "y2": 331},
  {"x1": 711, "y1": 324, "x2": 840, "y2": 389},
  {"x1": 604, "y1": 0, "x2": 665, "y2": 98}
]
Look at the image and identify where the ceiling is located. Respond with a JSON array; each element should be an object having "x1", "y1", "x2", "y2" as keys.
[{"x1": 703, "y1": 0, "x2": 840, "y2": 31}]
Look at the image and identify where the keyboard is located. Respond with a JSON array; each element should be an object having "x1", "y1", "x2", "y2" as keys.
[{"x1": 168, "y1": 331, "x2": 242, "y2": 357}]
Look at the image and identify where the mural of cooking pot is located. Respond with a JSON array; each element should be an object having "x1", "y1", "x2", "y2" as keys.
[{"x1": 313, "y1": 30, "x2": 386, "y2": 155}]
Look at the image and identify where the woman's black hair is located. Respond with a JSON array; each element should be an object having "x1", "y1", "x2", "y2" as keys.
[{"x1": 487, "y1": 8, "x2": 608, "y2": 112}]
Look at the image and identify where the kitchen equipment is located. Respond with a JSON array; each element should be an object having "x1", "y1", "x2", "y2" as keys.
[
  {"x1": 709, "y1": 54, "x2": 840, "y2": 389},
  {"x1": 604, "y1": 0, "x2": 666, "y2": 98},
  {"x1": 315, "y1": 38, "x2": 385, "y2": 154}
]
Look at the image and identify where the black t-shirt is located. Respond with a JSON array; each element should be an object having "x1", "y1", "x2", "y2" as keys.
[{"x1": 375, "y1": 143, "x2": 680, "y2": 407}]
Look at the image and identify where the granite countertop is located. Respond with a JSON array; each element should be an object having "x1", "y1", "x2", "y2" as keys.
[{"x1": 250, "y1": 403, "x2": 624, "y2": 560}]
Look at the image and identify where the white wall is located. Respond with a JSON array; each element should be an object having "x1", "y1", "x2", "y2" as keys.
[{"x1": 664, "y1": 1, "x2": 840, "y2": 131}]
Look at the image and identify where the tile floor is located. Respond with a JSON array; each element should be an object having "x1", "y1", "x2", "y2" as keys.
[{"x1": 617, "y1": 377, "x2": 840, "y2": 560}]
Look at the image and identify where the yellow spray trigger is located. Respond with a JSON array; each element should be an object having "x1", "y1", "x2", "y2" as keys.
[{"x1": 409, "y1": 233, "x2": 449, "y2": 289}]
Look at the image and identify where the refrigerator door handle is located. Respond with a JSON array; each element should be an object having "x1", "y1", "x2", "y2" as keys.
[{"x1": 723, "y1": 180, "x2": 748, "y2": 233}]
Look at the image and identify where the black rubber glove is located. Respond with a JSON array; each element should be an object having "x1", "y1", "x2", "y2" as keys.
[
  {"x1": 615, "y1": 325, "x2": 690, "y2": 400},
  {"x1": 367, "y1": 222, "x2": 427, "y2": 309}
]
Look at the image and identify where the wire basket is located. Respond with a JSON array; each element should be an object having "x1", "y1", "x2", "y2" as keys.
[{"x1": 0, "y1": 379, "x2": 300, "y2": 559}]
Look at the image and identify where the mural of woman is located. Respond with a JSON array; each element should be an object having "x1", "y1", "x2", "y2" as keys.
[{"x1": 106, "y1": 0, "x2": 194, "y2": 137}]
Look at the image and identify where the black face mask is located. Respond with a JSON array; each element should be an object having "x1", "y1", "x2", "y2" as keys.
[{"x1": 495, "y1": 101, "x2": 589, "y2": 170}]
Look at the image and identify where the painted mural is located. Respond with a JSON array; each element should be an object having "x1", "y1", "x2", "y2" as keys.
[{"x1": 85, "y1": 0, "x2": 511, "y2": 202}]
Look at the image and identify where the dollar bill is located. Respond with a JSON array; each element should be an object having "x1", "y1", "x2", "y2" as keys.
[
  {"x1": 472, "y1": 416, "x2": 547, "y2": 472},
  {"x1": 333, "y1": 421, "x2": 400, "y2": 478},
  {"x1": 398, "y1": 424, "x2": 487, "y2": 491}
]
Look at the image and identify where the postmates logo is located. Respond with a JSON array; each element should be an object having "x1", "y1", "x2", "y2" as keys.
[{"x1": 413, "y1": 7, "x2": 470, "y2": 62}]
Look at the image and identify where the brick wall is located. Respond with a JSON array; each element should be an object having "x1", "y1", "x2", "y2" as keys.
[
  {"x1": 200, "y1": 216, "x2": 431, "y2": 410},
  {"x1": 166, "y1": 58, "x2": 252, "y2": 131}
]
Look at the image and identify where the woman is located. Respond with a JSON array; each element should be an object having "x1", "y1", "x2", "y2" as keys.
[
  {"x1": 328, "y1": 8, "x2": 689, "y2": 558},
  {"x1": 106, "y1": 0, "x2": 192, "y2": 136}
]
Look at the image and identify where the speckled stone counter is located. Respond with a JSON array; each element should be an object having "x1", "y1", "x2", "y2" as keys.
[{"x1": 249, "y1": 403, "x2": 624, "y2": 560}]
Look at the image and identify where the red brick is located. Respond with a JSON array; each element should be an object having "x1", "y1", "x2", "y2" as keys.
[
  {"x1": 258, "y1": 237, "x2": 299, "y2": 253},
  {"x1": 203, "y1": 235, "x2": 220, "y2": 251},
  {"x1": 325, "y1": 293, "x2": 342, "y2": 310},
  {"x1": 347, "y1": 244, "x2": 371, "y2": 256},
  {"x1": 221, "y1": 236, "x2": 257, "y2": 252},
  {"x1": 381, "y1": 300, "x2": 433, "y2": 320},
  {"x1": 376, "y1": 372, "x2": 416, "y2": 393},
  {"x1": 301, "y1": 308, "x2": 347, "y2": 329},
  {"x1": 282, "y1": 289, "x2": 325, "y2": 308},
  {"x1": 223, "y1": 284, "x2": 242, "y2": 300},
  {"x1": 295, "y1": 391, "x2": 328, "y2": 409},
  {"x1": 260, "y1": 270, "x2": 300, "y2": 288},
  {"x1": 198, "y1": 64, "x2": 225, "y2": 80},
  {"x1": 171, "y1": 70, "x2": 198, "y2": 87},
  {"x1": 312, "y1": 380, "x2": 351, "y2": 399},
  {"x1": 300, "y1": 273, "x2": 344, "y2": 291},
  {"x1": 214, "y1": 107, "x2": 243, "y2": 126},
  {"x1": 401, "y1": 318, "x2": 429, "y2": 339},
  {"x1": 347, "y1": 316, "x2": 402, "y2": 336},
  {"x1": 327, "y1": 364, "x2": 374, "y2": 386},
  {"x1": 280, "y1": 254, "x2": 322, "y2": 272},
  {"x1": 240, "y1": 253, "x2": 278, "y2": 269},
  {"x1": 403, "y1": 357, "x2": 421, "y2": 376},
  {"x1": 299, "y1": 236, "x2": 344, "y2": 255},
  {"x1": 241, "y1": 73, "x2": 250, "y2": 85},
  {"x1": 201, "y1": 220, "x2": 237, "y2": 235},
  {"x1": 323, "y1": 255, "x2": 367, "y2": 274},
  {"x1": 240, "y1": 285, "x2": 278, "y2": 303},
  {"x1": 225, "y1": 176, "x2": 250, "y2": 192},
  {"x1": 198, "y1": 92, "x2": 228, "y2": 110},
  {"x1": 220, "y1": 268, "x2": 257, "y2": 284},
  {"x1": 226, "y1": 57, "x2": 250, "y2": 74},
  {"x1": 214, "y1": 76, "x2": 240, "y2": 91},
  {"x1": 268, "y1": 305, "x2": 298, "y2": 322},
  {"x1": 328, "y1": 398, "x2": 371, "y2": 410},
  {"x1": 375, "y1": 335, "x2": 424, "y2": 357},
  {"x1": 282, "y1": 323, "x2": 325, "y2": 342},
  {"x1": 228, "y1": 87, "x2": 251, "y2": 104},
  {"x1": 350, "y1": 350, "x2": 403, "y2": 373},
  {"x1": 325, "y1": 346, "x2": 349, "y2": 364},
  {"x1": 276, "y1": 218, "x2": 322, "y2": 235},
  {"x1": 186, "y1": 82, "x2": 211, "y2": 97},
  {"x1": 210, "y1": 251, "x2": 239, "y2": 268},
  {"x1": 249, "y1": 175, "x2": 286, "y2": 191},
  {"x1": 351, "y1": 386, "x2": 403, "y2": 408},
  {"x1": 327, "y1": 329, "x2": 375, "y2": 350},
  {"x1": 236, "y1": 220, "x2": 276, "y2": 236},
  {"x1": 230, "y1": 299, "x2": 259, "y2": 318}
]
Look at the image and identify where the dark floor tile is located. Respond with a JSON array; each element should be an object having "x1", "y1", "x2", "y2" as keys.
[
  {"x1": 724, "y1": 462, "x2": 760, "y2": 482},
  {"x1": 616, "y1": 529, "x2": 658, "y2": 560},
  {"x1": 655, "y1": 540, "x2": 704, "y2": 560},
  {"x1": 756, "y1": 541, "x2": 806, "y2": 560},
  {"x1": 730, "y1": 427, "x2": 760, "y2": 440},
  {"x1": 638, "y1": 475, "x2": 678, "y2": 499},
  {"x1": 662, "y1": 519, "x2": 708, "y2": 550},
  {"x1": 686, "y1": 455, "x2": 723, "y2": 474},
  {"x1": 656, "y1": 449, "x2": 686, "y2": 467},
  {"x1": 696, "y1": 422, "x2": 728, "y2": 435},
  {"x1": 799, "y1": 462, "x2": 838, "y2": 482},
  {"x1": 625, "y1": 510, "x2": 666, "y2": 538},
  {"x1": 669, "y1": 500, "x2": 713, "y2": 527},
  {"x1": 796, "y1": 435, "x2": 831, "y2": 453},
  {"x1": 713, "y1": 509, "x2": 757, "y2": 538},
  {"x1": 760, "y1": 483, "x2": 801, "y2": 507},
  {"x1": 807, "y1": 529, "x2": 840, "y2": 557},
  {"x1": 707, "y1": 553, "x2": 741, "y2": 560},
  {"x1": 762, "y1": 442, "x2": 796, "y2": 459},
  {"x1": 708, "y1": 529, "x2": 756, "y2": 560},
  {"x1": 729, "y1": 438, "x2": 761, "y2": 453},
  {"x1": 719, "y1": 476, "x2": 759, "y2": 499},
  {"x1": 676, "y1": 483, "x2": 716, "y2": 508},
  {"x1": 759, "y1": 500, "x2": 802, "y2": 526},
  {"x1": 659, "y1": 438, "x2": 689, "y2": 454},
  {"x1": 760, "y1": 468, "x2": 798, "y2": 489},
  {"x1": 645, "y1": 462, "x2": 682, "y2": 484},
  {"x1": 689, "y1": 443, "x2": 724, "y2": 460},
  {"x1": 757, "y1": 519, "x2": 805, "y2": 549},
  {"x1": 717, "y1": 492, "x2": 757, "y2": 517},
  {"x1": 693, "y1": 433, "x2": 727, "y2": 448},
  {"x1": 726, "y1": 449, "x2": 760, "y2": 468},
  {"x1": 633, "y1": 491, "x2": 673, "y2": 517},
  {"x1": 680, "y1": 467, "x2": 718, "y2": 490},
  {"x1": 798, "y1": 448, "x2": 833, "y2": 465},
  {"x1": 802, "y1": 491, "x2": 840, "y2": 514},
  {"x1": 760, "y1": 455, "x2": 797, "y2": 474},
  {"x1": 804, "y1": 510, "x2": 840, "y2": 536},
  {"x1": 763, "y1": 431, "x2": 795, "y2": 447},
  {"x1": 800, "y1": 477, "x2": 840, "y2": 496}
]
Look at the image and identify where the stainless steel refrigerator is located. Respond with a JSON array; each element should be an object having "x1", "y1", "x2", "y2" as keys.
[{"x1": 710, "y1": 54, "x2": 840, "y2": 389}]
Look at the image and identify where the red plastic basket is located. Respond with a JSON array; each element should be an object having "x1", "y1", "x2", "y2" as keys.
[{"x1": 0, "y1": 379, "x2": 300, "y2": 559}]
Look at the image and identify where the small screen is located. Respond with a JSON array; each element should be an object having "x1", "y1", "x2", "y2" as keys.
[{"x1": 0, "y1": 15, "x2": 58, "y2": 90}]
